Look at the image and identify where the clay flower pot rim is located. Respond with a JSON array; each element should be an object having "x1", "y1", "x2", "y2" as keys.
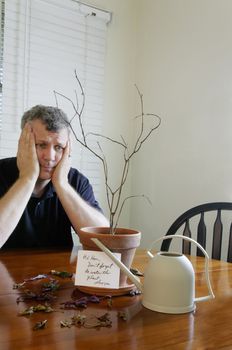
[{"x1": 79, "y1": 226, "x2": 141, "y2": 237}]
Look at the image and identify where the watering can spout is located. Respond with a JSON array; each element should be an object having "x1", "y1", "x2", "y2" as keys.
[{"x1": 91, "y1": 238, "x2": 143, "y2": 291}]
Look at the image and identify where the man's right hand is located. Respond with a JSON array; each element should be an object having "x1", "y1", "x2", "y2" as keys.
[
  {"x1": 17, "y1": 123, "x2": 40, "y2": 182},
  {"x1": 0, "y1": 123, "x2": 40, "y2": 247}
]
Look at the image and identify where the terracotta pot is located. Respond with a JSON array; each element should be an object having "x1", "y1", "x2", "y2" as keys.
[{"x1": 77, "y1": 227, "x2": 141, "y2": 295}]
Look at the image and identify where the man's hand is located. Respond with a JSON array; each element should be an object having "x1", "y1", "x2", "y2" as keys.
[
  {"x1": 17, "y1": 123, "x2": 40, "y2": 182},
  {"x1": 51, "y1": 140, "x2": 71, "y2": 186},
  {"x1": 0, "y1": 123, "x2": 41, "y2": 246},
  {"x1": 50, "y1": 138, "x2": 109, "y2": 232}
]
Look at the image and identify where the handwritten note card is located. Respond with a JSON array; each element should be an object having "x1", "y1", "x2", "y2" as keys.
[{"x1": 75, "y1": 250, "x2": 121, "y2": 289}]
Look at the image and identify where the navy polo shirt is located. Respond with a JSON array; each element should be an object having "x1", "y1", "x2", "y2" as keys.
[{"x1": 0, "y1": 157, "x2": 102, "y2": 249}]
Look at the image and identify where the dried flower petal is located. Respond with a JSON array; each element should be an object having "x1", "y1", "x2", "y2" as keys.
[
  {"x1": 60, "y1": 299, "x2": 87, "y2": 309},
  {"x1": 88, "y1": 295, "x2": 100, "y2": 303},
  {"x1": 60, "y1": 295, "x2": 100, "y2": 309}
]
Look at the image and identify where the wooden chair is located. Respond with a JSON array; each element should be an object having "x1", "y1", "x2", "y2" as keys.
[{"x1": 161, "y1": 202, "x2": 232, "y2": 262}]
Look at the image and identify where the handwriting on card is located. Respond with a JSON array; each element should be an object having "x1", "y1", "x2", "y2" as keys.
[{"x1": 75, "y1": 250, "x2": 121, "y2": 289}]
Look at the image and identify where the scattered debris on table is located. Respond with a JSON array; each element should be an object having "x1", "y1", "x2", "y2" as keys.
[{"x1": 13, "y1": 268, "x2": 140, "y2": 331}]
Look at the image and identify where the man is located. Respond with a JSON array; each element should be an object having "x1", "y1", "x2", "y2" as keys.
[{"x1": 0, "y1": 105, "x2": 109, "y2": 248}]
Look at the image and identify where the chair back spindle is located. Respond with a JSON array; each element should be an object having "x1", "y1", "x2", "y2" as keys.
[
  {"x1": 182, "y1": 220, "x2": 191, "y2": 255},
  {"x1": 212, "y1": 210, "x2": 223, "y2": 260},
  {"x1": 197, "y1": 212, "x2": 206, "y2": 257},
  {"x1": 228, "y1": 223, "x2": 232, "y2": 263}
]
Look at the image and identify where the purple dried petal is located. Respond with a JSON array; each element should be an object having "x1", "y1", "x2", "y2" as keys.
[
  {"x1": 17, "y1": 292, "x2": 56, "y2": 303},
  {"x1": 88, "y1": 295, "x2": 100, "y2": 303},
  {"x1": 60, "y1": 299, "x2": 87, "y2": 309},
  {"x1": 77, "y1": 296, "x2": 89, "y2": 302},
  {"x1": 74, "y1": 301, "x2": 87, "y2": 308}
]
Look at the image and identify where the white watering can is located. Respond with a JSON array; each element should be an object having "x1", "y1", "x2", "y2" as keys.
[{"x1": 91, "y1": 234, "x2": 215, "y2": 314}]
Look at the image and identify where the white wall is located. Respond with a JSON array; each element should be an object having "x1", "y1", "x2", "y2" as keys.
[
  {"x1": 73, "y1": 1, "x2": 232, "y2": 257},
  {"x1": 131, "y1": 0, "x2": 232, "y2": 253}
]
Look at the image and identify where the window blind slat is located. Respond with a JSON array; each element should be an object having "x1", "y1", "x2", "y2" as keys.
[{"x1": 1, "y1": 0, "x2": 111, "y2": 196}]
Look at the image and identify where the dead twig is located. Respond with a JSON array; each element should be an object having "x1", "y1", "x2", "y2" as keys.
[{"x1": 54, "y1": 71, "x2": 161, "y2": 233}]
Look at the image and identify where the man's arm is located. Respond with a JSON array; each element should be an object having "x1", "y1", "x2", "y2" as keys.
[
  {"x1": 0, "y1": 125, "x2": 39, "y2": 247},
  {"x1": 52, "y1": 141, "x2": 109, "y2": 232}
]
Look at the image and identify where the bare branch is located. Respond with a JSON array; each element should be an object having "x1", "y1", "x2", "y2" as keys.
[
  {"x1": 86, "y1": 132, "x2": 127, "y2": 149},
  {"x1": 133, "y1": 113, "x2": 161, "y2": 154},
  {"x1": 113, "y1": 194, "x2": 152, "y2": 233},
  {"x1": 54, "y1": 72, "x2": 161, "y2": 233}
]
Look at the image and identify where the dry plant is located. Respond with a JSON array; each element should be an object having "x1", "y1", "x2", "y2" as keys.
[{"x1": 54, "y1": 71, "x2": 161, "y2": 234}]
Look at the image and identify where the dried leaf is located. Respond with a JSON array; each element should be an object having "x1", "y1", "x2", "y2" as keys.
[
  {"x1": 71, "y1": 313, "x2": 86, "y2": 326},
  {"x1": 118, "y1": 311, "x2": 127, "y2": 321},
  {"x1": 33, "y1": 320, "x2": 47, "y2": 331},
  {"x1": 50, "y1": 270, "x2": 73, "y2": 278},
  {"x1": 60, "y1": 295, "x2": 100, "y2": 309},
  {"x1": 130, "y1": 268, "x2": 144, "y2": 277},
  {"x1": 16, "y1": 290, "x2": 56, "y2": 303},
  {"x1": 59, "y1": 312, "x2": 112, "y2": 330},
  {"x1": 14, "y1": 270, "x2": 73, "y2": 291},
  {"x1": 42, "y1": 279, "x2": 60, "y2": 292},
  {"x1": 97, "y1": 312, "x2": 111, "y2": 323},
  {"x1": 25, "y1": 274, "x2": 49, "y2": 282},
  {"x1": 19, "y1": 304, "x2": 54, "y2": 316},
  {"x1": 91, "y1": 313, "x2": 112, "y2": 328},
  {"x1": 84, "y1": 313, "x2": 112, "y2": 329},
  {"x1": 60, "y1": 320, "x2": 72, "y2": 328},
  {"x1": 128, "y1": 289, "x2": 141, "y2": 296},
  {"x1": 19, "y1": 306, "x2": 35, "y2": 316},
  {"x1": 13, "y1": 274, "x2": 51, "y2": 290},
  {"x1": 13, "y1": 282, "x2": 26, "y2": 289},
  {"x1": 107, "y1": 297, "x2": 113, "y2": 308}
]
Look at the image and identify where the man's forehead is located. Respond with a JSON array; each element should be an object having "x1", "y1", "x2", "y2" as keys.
[
  {"x1": 32, "y1": 123, "x2": 69, "y2": 143},
  {"x1": 36, "y1": 133, "x2": 67, "y2": 141}
]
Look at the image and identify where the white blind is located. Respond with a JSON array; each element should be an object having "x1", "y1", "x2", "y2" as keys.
[{"x1": 1, "y1": 0, "x2": 111, "y2": 196}]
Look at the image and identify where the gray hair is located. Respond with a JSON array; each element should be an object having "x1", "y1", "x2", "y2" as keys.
[{"x1": 21, "y1": 105, "x2": 70, "y2": 131}]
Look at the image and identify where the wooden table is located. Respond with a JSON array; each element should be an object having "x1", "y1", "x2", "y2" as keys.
[{"x1": 0, "y1": 247, "x2": 231, "y2": 350}]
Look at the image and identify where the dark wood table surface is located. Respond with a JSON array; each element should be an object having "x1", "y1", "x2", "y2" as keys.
[{"x1": 0, "y1": 247, "x2": 231, "y2": 350}]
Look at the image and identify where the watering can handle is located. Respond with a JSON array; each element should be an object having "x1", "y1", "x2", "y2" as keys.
[{"x1": 147, "y1": 234, "x2": 215, "y2": 302}]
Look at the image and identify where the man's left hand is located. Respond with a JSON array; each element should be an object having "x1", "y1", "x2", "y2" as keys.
[{"x1": 52, "y1": 140, "x2": 71, "y2": 186}]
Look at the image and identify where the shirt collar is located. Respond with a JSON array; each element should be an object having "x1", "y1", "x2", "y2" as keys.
[{"x1": 32, "y1": 181, "x2": 56, "y2": 200}]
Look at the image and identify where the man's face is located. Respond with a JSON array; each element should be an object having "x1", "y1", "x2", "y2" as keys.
[{"x1": 31, "y1": 119, "x2": 69, "y2": 180}]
